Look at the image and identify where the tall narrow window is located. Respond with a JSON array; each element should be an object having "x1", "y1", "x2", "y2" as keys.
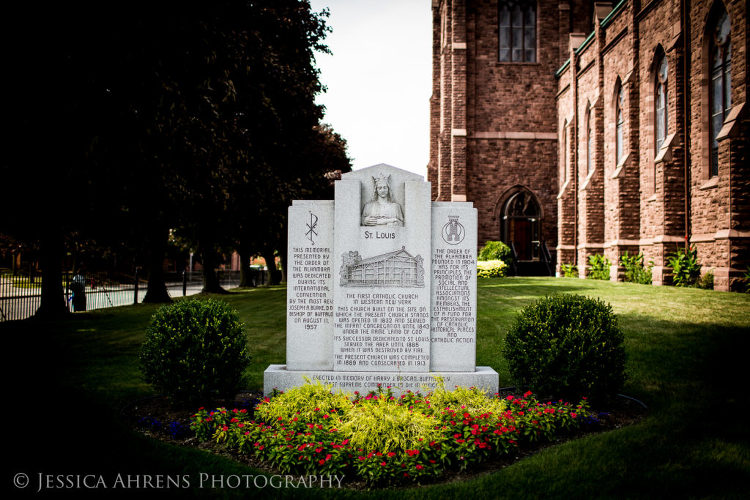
[
  {"x1": 655, "y1": 53, "x2": 668, "y2": 152},
  {"x1": 586, "y1": 110, "x2": 593, "y2": 174},
  {"x1": 499, "y1": 1, "x2": 536, "y2": 62},
  {"x1": 562, "y1": 124, "x2": 568, "y2": 185},
  {"x1": 616, "y1": 86, "x2": 625, "y2": 164},
  {"x1": 709, "y1": 8, "x2": 731, "y2": 177}
]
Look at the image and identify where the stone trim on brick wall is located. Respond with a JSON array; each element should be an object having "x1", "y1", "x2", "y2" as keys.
[
  {"x1": 691, "y1": 230, "x2": 750, "y2": 243},
  {"x1": 611, "y1": 151, "x2": 630, "y2": 178},
  {"x1": 654, "y1": 132, "x2": 676, "y2": 163},
  {"x1": 579, "y1": 167, "x2": 597, "y2": 191},
  {"x1": 716, "y1": 103, "x2": 745, "y2": 140},
  {"x1": 470, "y1": 131, "x2": 557, "y2": 140}
]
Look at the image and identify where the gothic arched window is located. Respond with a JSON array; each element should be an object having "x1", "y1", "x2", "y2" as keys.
[
  {"x1": 586, "y1": 109, "x2": 593, "y2": 174},
  {"x1": 709, "y1": 7, "x2": 731, "y2": 177},
  {"x1": 616, "y1": 85, "x2": 625, "y2": 164},
  {"x1": 561, "y1": 122, "x2": 568, "y2": 185},
  {"x1": 655, "y1": 52, "x2": 668, "y2": 152},
  {"x1": 499, "y1": 0, "x2": 536, "y2": 62}
]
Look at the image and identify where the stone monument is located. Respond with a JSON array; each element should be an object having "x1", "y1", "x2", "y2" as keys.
[{"x1": 264, "y1": 164, "x2": 498, "y2": 395}]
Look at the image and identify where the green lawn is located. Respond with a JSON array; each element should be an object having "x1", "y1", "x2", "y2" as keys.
[{"x1": 3, "y1": 278, "x2": 750, "y2": 498}]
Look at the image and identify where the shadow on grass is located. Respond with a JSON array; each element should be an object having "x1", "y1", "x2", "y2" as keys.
[{"x1": 4, "y1": 284, "x2": 750, "y2": 498}]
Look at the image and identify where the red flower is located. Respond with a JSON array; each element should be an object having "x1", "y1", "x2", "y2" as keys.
[
  {"x1": 571, "y1": 413, "x2": 577, "y2": 418},
  {"x1": 326, "y1": 454, "x2": 332, "y2": 461},
  {"x1": 318, "y1": 459, "x2": 325, "y2": 465},
  {"x1": 315, "y1": 447, "x2": 322, "y2": 453},
  {"x1": 416, "y1": 465, "x2": 423, "y2": 470},
  {"x1": 380, "y1": 461, "x2": 386, "y2": 467}
]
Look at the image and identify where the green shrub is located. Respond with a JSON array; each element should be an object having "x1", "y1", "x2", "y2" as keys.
[
  {"x1": 620, "y1": 251, "x2": 653, "y2": 285},
  {"x1": 478, "y1": 240, "x2": 512, "y2": 263},
  {"x1": 743, "y1": 267, "x2": 750, "y2": 293},
  {"x1": 140, "y1": 298, "x2": 250, "y2": 403},
  {"x1": 560, "y1": 263, "x2": 578, "y2": 278},
  {"x1": 193, "y1": 383, "x2": 592, "y2": 486},
  {"x1": 339, "y1": 395, "x2": 445, "y2": 454},
  {"x1": 696, "y1": 270, "x2": 714, "y2": 290},
  {"x1": 503, "y1": 294, "x2": 626, "y2": 401},
  {"x1": 587, "y1": 254, "x2": 611, "y2": 280},
  {"x1": 477, "y1": 259, "x2": 507, "y2": 278},
  {"x1": 668, "y1": 246, "x2": 701, "y2": 286},
  {"x1": 255, "y1": 379, "x2": 351, "y2": 423}
]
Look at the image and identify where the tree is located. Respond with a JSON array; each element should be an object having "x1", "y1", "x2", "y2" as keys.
[{"x1": 1, "y1": 0, "x2": 339, "y2": 312}]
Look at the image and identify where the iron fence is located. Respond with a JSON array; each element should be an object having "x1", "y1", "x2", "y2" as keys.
[{"x1": 0, "y1": 269, "x2": 263, "y2": 322}]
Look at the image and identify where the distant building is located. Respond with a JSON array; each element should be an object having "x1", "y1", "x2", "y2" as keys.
[{"x1": 429, "y1": 0, "x2": 748, "y2": 290}]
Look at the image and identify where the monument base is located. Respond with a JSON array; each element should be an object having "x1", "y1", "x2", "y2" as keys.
[{"x1": 263, "y1": 364, "x2": 499, "y2": 397}]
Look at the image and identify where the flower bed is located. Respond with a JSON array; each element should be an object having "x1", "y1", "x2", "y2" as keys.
[{"x1": 189, "y1": 382, "x2": 594, "y2": 486}]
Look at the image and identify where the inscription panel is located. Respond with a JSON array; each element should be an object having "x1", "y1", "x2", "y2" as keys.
[
  {"x1": 286, "y1": 200, "x2": 334, "y2": 370},
  {"x1": 430, "y1": 203, "x2": 477, "y2": 372},
  {"x1": 333, "y1": 166, "x2": 431, "y2": 372}
]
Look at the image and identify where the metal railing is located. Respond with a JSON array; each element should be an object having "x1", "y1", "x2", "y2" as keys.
[
  {"x1": 540, "y1": 241, "x2": 554, "y2": 276},
  {"x1": 0, "y1": 268, "x2": 263, "y2": 322},
  {"x1": 508, "y1": 242, "x2": 519, "y2": 276}
]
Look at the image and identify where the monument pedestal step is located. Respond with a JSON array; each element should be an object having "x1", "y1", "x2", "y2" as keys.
[{"x1": 264, "y1": 364, "x2": 499, "y2": 397}]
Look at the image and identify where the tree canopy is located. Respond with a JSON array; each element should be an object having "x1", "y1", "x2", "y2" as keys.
[{"x1": 1, "y1": 0, "x2": 351, "y2": 316}]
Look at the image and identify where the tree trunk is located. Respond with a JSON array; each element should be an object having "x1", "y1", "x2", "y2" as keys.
[
  {"x1": 200, "y1": 233, "x2": 227, "y2": 294},
  {"x1": 262, "y1": 247, "x2": 279, "y2": 286},
  {"x1": 35, "y1": 227, "x2": 68, "y2": 319},
  {"x1": 238, "y1": 244, "x2": 254, "y2": 288},
  {"x1": 142, "y1": 224, "x2": 172, "y2": 303},
  {"x1": 278, "y1": 236, "x2": 288, "y2": 284}
]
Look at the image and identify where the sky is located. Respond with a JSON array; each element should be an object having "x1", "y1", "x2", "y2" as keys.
[{"x1": 308, "y1": 0, "x2": 432, "y2": 177}]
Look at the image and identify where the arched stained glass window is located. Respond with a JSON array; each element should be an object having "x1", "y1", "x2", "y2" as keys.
[
  {"x1": 709, "y1": 8, "x2": 731, "y2": 177},
  {"x1": 655, "y1": 53, "x2": 668, "y2": 152},
  {"x1": 499, "y1": 1, "x2": 536, "y2": 62},
  {"x1": 616, "y1": 85, "x2": 625, "y2": 165},
  {"x1": 586, "y1": 110, "x2": 593, "y2": 174},
  {"x1": 561, "y1": 123, "x2": 568, "y2": 185}
]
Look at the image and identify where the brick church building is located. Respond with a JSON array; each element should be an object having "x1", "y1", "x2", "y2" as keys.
[{"x1": 428, "y1": 0, "x2": 748, "y2": 291}]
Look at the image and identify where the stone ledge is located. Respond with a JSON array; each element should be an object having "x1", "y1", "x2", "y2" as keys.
[{"x1": 264, "y1": 365, "x2": 499, "y2": 397}]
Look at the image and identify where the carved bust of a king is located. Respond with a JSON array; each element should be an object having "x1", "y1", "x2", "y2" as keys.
[{"x1": 361, "y1": 173, "x2": 404, "y2": 227}]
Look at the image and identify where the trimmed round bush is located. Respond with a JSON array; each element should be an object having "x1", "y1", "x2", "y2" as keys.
[
  {"x1": 477, "y1": 260, "x2": 507, "y2": 278},
  {"x1": 478, "y1": 240, "x2": 512, "y2": 263},
  {"x1": 503, "y1": 294, "x2": 625, "y2": 401},
  {"x1": 140, "y1": 298, "x2": 250, "y2": 402}
]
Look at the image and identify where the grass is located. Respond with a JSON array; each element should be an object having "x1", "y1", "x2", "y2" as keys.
[{"x1": 3, "y1": 278, "x2": 750, "y2": 498}]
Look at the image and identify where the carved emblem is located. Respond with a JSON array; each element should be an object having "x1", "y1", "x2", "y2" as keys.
[
  {"x1": 305, "y1": 211, "x2": 318, "y2": 245},
  {"x1": 340, "y1": 246, "x2": 424, "y2": 288},
  {"x1": 441, "y1": 216, "x2": 465, "y2": 245}
]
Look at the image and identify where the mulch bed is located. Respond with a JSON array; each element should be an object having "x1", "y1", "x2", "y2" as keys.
[{"x1": 121, "y1": 390, "x2": 647, "y2": 490}]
